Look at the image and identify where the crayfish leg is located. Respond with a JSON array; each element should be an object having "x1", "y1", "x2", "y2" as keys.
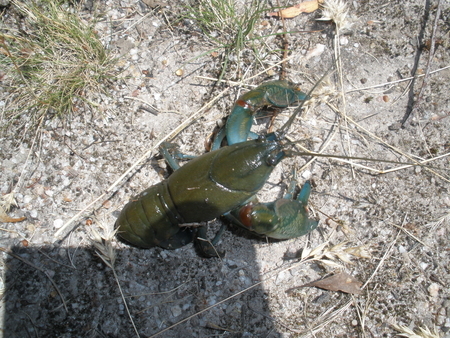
[
  {"x1": 297, "y1": 181, "x2": 312, "y2": 205},
  {"x1": 211, "y1": 125, "x2": 227, "y2": 151},
  {"x1": 225, "y1": 102, "x2": 255, "y2": 146},
  {"x1": 194, "y1": 224, "x2": 226, "y2": 258},
  {"x1": 160, "y1": 142, "x2": 196, "y2": 170}
]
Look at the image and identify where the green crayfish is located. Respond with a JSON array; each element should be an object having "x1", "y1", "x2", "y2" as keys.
[{"x1": 116, "y1": 80, "x2": 318, "y2": 257}]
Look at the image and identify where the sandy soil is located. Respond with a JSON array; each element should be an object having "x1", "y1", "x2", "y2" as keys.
[{"x1": 1, "y1": 0, "x2": 449, "y2": 337}]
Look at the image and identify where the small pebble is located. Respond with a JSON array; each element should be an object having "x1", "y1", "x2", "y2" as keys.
[
  {"x1": 428, "y1": 283, "x2": 439, "y2": 297},
  {"x1": 445, "y1": 317, "x2": 450, "y2": 328},
  {"x1": 301, "y1": 170, "x2": 311, "y2": 180},
  {"x1": 419, "y1": 262, "x2": 428, "y2": 270},
  {"x1": 398, "y1": 246, "x2": 407, "y2": 253},
  {"x1": 23, "y1": 195, "x2": 33, "y2": 203},
  {"x1": 53, "y1": 219, "x2": 64, "y2": 229},
  {"x1": 340, "y1": 36, "x2": 349, "y2": 45}
]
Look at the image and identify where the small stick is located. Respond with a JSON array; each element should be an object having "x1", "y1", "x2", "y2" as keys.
[
  {"x1": 196, "y1": 53, "x2": 299, "y2": 86},
  {"x1": 361, "y1": 215, "x2": 405, "y2": 289},
  {"x1": 277, "y1": 0, "x2": 290, "y2": 80},
  {"x1": 401, "y1": 0, "x2": 442, "y2": 127},
  {"x1": 344, "y1": 66, "x2": 449, "y2": 93}
]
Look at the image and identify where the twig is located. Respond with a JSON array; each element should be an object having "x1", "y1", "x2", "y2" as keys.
[
  {"x1": 195, "y1": 53, "x2": 299, "y2": 86},
  {"x1": 326, "y1": 102, "x2": 450, "y2": 183},
  {"x1": 401, "y1": 0, "x2": 442, "y2": 127},
  {"x1": 111, "y1": 267, "x2": 140, "y2": 337},
  {"x1": 124, "y1": 96, "x2": 181, "y2": 115},
  {"x1": 195, "y1": 76, "x2": 257, "y2": 87},
  {"x1": 361, "y1": 215, "x2": 405, "y2": 289},
  {"x1": 388, "y1": 222, "x2": 428, "y2": 247},
  {"x1": 277, "y1": 0, "x2": 289, "y2": 80},
  {"x1": 344, "y1": 66, "x2": 450, "y2": 93},
  {"x1": 90, "y1": 225, "x2": 140, "y2": 337},
  {"x1": 299, "y1": 300, "x2": 353, "y2": 337},
  {"x1": 148, "y1": 280, "x2": 265, "y2": 337},
  {"x1": 334, "y1": 29, "x2": 355, "y2": 179},
  {"x1": 13, "y1": 115, "x2": 45, "y2": 194}
]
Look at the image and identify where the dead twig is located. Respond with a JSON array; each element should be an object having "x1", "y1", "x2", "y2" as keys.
[{"x1": 401, "y1": 0, "x2": 442, "y2": 127}]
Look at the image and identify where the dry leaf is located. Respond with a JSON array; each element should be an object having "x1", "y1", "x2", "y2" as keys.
[
  {"x1": 287, "y1": 272, "x2": 363, "y2": 295},
  {"x1": 0, "y1": 208, "x2": 26, "y2": 223},
  {"x1": 267, "y1": 0, "x2": 320, "y2": 18}
]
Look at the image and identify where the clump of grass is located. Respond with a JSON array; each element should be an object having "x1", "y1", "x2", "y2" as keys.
[
  {"x1": 0, "y1": 0, "x2": 116, "y2": 132},
  {"x1": 391, "y1": 323, "x2": 441, "y2": 338},
  {"x1": 184, "y1": 0, "x2": 265, "y2": 80},
  {"x1": 317, "y1": 0, "x2": 352, "y2": 32}
]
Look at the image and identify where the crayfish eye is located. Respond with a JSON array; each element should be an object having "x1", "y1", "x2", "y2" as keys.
[{"x1": 266, "y1": 154, "x2": 277, "y2": 166}]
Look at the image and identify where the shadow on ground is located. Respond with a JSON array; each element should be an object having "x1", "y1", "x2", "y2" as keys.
[{"x1": 3, "y1": 242, "x2": 281, "y2": 337}]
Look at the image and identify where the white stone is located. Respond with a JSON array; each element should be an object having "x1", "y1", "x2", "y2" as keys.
[
  {"x1": 398, "y1": 245, "x2": 406, "y2": 253},
  {"x1": 340, "y1": 36, "x2": 349, "y2": 45},
  {"x1": 301, "y1": 170, "x2": 312, "y2": 180},
  {"x1": 428, "y1": 283, "x2": 440, "y2": 297},
  {"x1": 54, "y1": 219, "x2": 64, "y2": 229}
]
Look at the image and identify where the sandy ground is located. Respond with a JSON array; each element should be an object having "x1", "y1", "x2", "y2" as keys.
[{"x1": 1, "y1": 0, "x2": 449, "y2": 337}]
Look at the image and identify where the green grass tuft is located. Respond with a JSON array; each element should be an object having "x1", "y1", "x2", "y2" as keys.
[
  {"x1": 0, "y1": 0, "x2": 117, "y2": 132},
  {"x1": 184, "y1": 0, "x2": 266, "y2": 80}
]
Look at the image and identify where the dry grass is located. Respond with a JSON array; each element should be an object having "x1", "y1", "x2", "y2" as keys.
[
  {"x1": 89, "y1": 221, "x2": 140, "y2": 338},
  {"x1": 391, "y1": 323, "x2": 441, "y2": 338},
  {"x1": 184, "y1": 0, "x2": 270, "y2": 80},
  {"x1": 0, "y1": 0, "x2": 117, "y2": 135}
]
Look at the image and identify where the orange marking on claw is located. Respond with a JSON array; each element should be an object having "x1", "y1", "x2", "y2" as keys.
[
  {"x1": 235, "y1": 99, "x2": 251, "y2": 110},
  {"x1": 238, "y1": 204, "x2": 253, "y2": 228}
]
